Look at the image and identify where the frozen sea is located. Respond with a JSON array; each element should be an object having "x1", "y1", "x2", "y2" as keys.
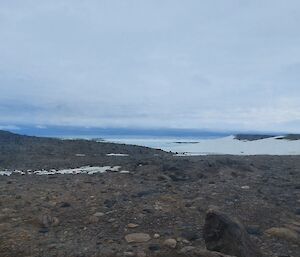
[{"x1": 99, "y1": 135, "x2": 300, "y2": 155}]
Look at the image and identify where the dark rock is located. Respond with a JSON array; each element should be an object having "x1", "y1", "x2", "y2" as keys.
[
  {"x1": 162, "y1": 164, "x2": 179, "y2": 171},
  {"x1": 142, "y1": 208, "x2": 153, "y2": 214},
  {"x1": 169, "y1": 172, "x2": 190, "y2": 182},
  {"x1": 104, "y1": 199, "x2": 117, "y2": 208},
  {"x1": 40, "y1": 214, "x2": 59, "y2": 227},
  {"x1": 203, "y1": 208, "x2": 264, "y2": 257},
  {"x1": 148, "y1": 244, "x2": 160, "y2": 251},
  {"x1": 246, "y1": 225, "x2": 262, "y2": 236},
  {"x1": 135, "y1": 190, "x2": 154, "y2": 198},
  {"x1": 60, "y1": 202, "x2": 71, "y2": 208},
  {"x1": 181, "y1": 230, "x2": 200, "y2": 241},
  {"x1": 39, "y1": 227, "x2": 49, "y2": 233}
]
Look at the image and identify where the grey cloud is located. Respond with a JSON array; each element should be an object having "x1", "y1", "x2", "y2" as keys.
[{"x1": 0, "y1": 0, "x2": 300, "y2": 132}]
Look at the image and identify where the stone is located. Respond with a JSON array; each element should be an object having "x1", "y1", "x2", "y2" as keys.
[
  {"x1": 246, "y1": 225, "x2": 262, "y2": 236},
  {"x1": 39, "y1": 227, "x2": 49, "y2": 233},
  {"x1": 163, "y1": 238, "x2": 177, "y2": 249},
  {"x1": 181, "y1": 230, "x2": 200, "y2": 241},
  {"x1": 153, "y1": 233, "x2": 160, "y2": 239},
  {"x1": 123, "y1": 252, "x2": 135, "y2": 256},
  {"x1": 127, "y1": 223, "x2": 139, "y2": 228},
  {"x1": 125, "y1": 233, "x2": 151, "y2": 243},
  {"x1": 148, "y1": 244, "x2": 160, "y2": 251},
  {"x1": 104, "y1": 199, "x2": 117, "y2": 208},
  {"x1": 179, "y1": 246, "x2": 196, "y2": 254},
  {"x1": 60, "y1": 202, "x2": 71, "y2": 208},
  {"x1": 89, "y1": 215, "x2": 99, "y2": 224},
  {"x1": 265, "y1": 227, "x2": 298, "y2": 242},
  {"x1": 40, "y1": 214, "x2": 59, "y2": 227},
  {"x1": 136, "y1": 251, "x2": 146, "y2": 257},
  {"x1": 93, "y1": 212, "x2": 105, "y2": 217},
  {"x1": 203, "y1": 208, "x2": 264, "y2": 257}
]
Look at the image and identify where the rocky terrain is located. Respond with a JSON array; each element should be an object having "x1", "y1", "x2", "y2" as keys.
[{"x1": 0, "y1": 131, "x2": 299, "y2": 257}]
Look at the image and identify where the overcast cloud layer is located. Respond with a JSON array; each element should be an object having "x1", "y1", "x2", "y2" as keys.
[{"x1": 1, "y1": 0, "x2": 300, "y2": 132}]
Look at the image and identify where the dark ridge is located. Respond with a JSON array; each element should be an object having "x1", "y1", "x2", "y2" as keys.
[
  {"x1": 234, "y1": 134, "x2": 277, "y2": 141},
  {"x1": 0, "y1": 130, "x2": 169, "y2": 170},
  {"x1": 276, "y1": 134, "x2": 300, "y2": 141}
]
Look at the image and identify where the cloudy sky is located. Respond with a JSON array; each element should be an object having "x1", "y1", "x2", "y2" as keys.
[{"x1": 1, "y1": 0, "x2": 300, "y2": 132}]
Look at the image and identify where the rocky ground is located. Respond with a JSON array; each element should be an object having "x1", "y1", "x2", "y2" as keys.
[{"x1": 0, "y1": 131, "x2": 299, "y2": 257}]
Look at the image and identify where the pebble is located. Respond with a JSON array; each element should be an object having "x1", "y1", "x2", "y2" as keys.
[
  {"x1": 153, "y1": 233, "x2": 160, "y2": 239},
  {"x1": 60, "y1": 202, "x2": 71, "y2": 208},
  {"x1": 163, "y1": 238, "x2": 177, "y2": 249},
  {"x1": 93, "y1": 212, "x2": 105, "y2": 217},
  {"x1": 89, "y1": 216, "x2": 99, "y2": 224},
  {"x1": 148, "y1": 244, "x2": 160, "y2": 251},
  {"x1": 136, "y1": 251, "x2": 146, "y2": 257},
  {"x1": 123, "y1": 252, "x2": 135, "y2": 257},
  {"x1": 180, "y1": 246, "x2": 196, "y2": 254},
  {"x1": 40, "y1": 214, "x2": 59, "y2": 227},
  {"x1": 127, "y1": 223, "x2": 139, "y2": 228},
  {"x1": 246, "y1": 225, "x2": 262, "y2": 236},
  {"x1": 125, "y1": 233, "x2": 151, "y2": 243}
]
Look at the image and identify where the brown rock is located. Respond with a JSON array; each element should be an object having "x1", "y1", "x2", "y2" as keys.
[
  {"x1": 265, "y1": 227, "x2": 298, "y2": 243},
  {"x1": 127, "y1": 223, "x2": 139, "y2": 228}
]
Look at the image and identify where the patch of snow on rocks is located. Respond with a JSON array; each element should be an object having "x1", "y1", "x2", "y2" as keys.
[
  {"x1": 0, "y1": 170, "x2": 25, "y2": 176},
  {"x1": 0, "y1": 166, "x2": 126, "y2": 176},
  {"x1": 106, "y1": 153, "x2": 129, "y2": 156},
  {"x1": 119, "y1": 170, "x2": 130, "y2": 174}
]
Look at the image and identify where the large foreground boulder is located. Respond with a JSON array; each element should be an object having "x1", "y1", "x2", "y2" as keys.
[{"x1": 203, "y1": 208, "x2": 264, "y2": 257}]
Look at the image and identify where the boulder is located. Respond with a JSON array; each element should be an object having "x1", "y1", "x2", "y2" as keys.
[
  {"x1": 203, "y1": 208, "x2": 264, "y2": 257},
  {"x1": 163, "y1": 238, "x2": 177, "y2": 249}
]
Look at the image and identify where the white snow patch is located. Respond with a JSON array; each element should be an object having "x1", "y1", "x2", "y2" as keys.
[
  {"x1": 106, "y1": 153, "x2": 129, "y2": 156},
  {"x1": 0, "y1": 166, "x2": 126, "y2": 176},
  {"x1": 33, "y1": 166, "x2": 121, "y2": 175},
  {"x1": 0, "y1": 171, "x2": 12, "y2": 176},
  {"x1": 119, "y1": 170, "x2": 130, "y2": 174},
  {"x1": 0, "y1": 170, "x2": 25, "y2": 176},
  {"x1": 75, "y1": 154, "x2": 86, "y2": 157}
]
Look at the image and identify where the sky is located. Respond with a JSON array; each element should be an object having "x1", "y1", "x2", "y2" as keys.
[{"x1": 0, "y1": 0, "x2": 300, "y2": 133}]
